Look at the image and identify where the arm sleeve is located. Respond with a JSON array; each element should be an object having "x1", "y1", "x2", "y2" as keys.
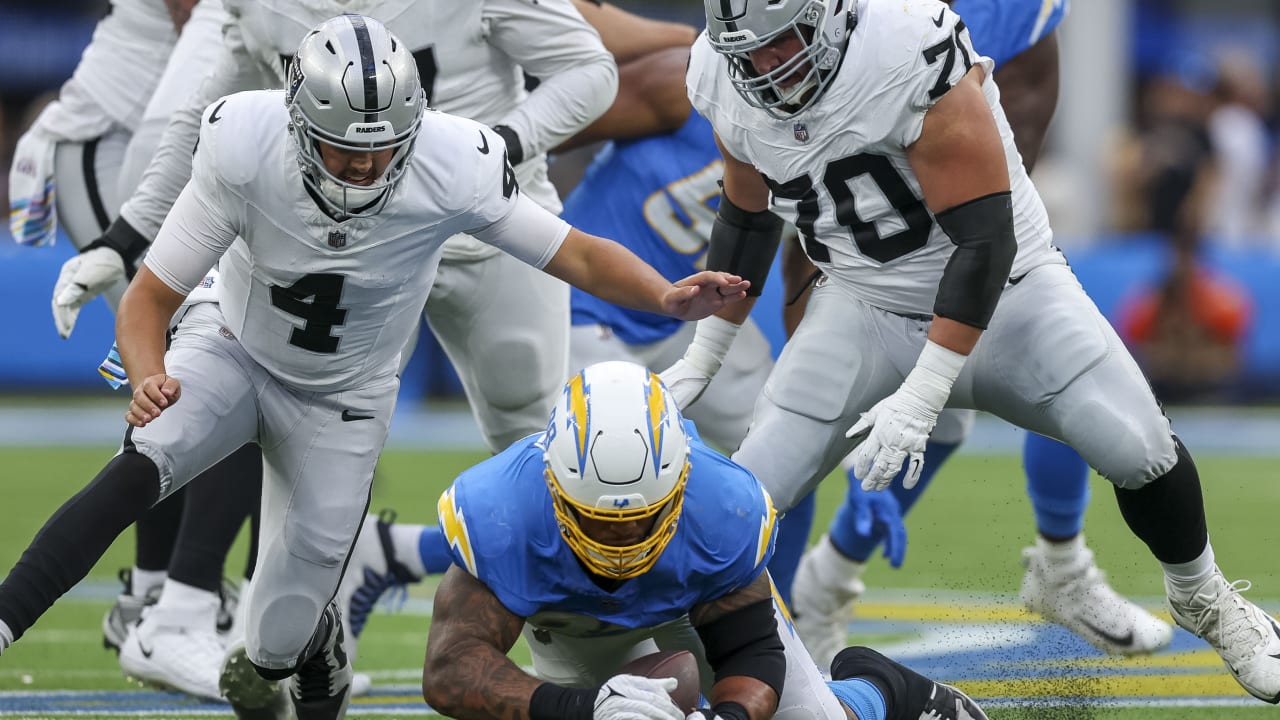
[
  {"x1": 483, "y1": 0, "x2": 618, "y2": 159},
  {"x1": 142, "y1": 123, "x2": 240, "y2": 296},
  {"x1": 119, "y1": 18, "x2": 268, "y2": 241}
]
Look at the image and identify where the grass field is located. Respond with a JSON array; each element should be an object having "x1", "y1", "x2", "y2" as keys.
[{"x1": 0, "y1": 444, "x2": 1278, "y2": 719}]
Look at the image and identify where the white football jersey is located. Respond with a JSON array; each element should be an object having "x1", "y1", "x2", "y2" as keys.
[
  {"x1": 144, "y1": 91, "x2": 569, "y2": 392},
  {"x1": 121, "y1": 0, "x2": 614, "y2": 260},
  {"x1": 688, "y1": 0, "x2": 1063, "y2": 318}
]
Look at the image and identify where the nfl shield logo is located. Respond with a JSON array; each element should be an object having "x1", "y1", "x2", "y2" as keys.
[
  {"x1": 327, "y1": 228, "x2": 347, "y2": 248},
  {"x1": 793, "y1": 123, "x2": 809, "y2": 143}
]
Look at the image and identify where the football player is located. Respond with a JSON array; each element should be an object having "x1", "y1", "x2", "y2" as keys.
[
  {"x1": 663, "y1": 0, "x2": 1280, "y2": 704},
  {"x1": 422, "y1": 360, "x2": 990, "y2": 720},
  {"x1": 0, "y1": 16, "x2": 747, "y2": 720},
  {"x1": 786, "y1": 0, "x2": 1173, "y2": 670},
  {"x1": 47, "y1": 0, "x2": 620, "y2": 694}
]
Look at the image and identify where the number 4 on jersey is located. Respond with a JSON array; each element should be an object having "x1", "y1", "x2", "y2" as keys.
[{"x1": 270, "y1": 273, "x2": 347, "y2": 353}]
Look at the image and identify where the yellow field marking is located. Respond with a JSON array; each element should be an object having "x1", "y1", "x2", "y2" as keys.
[{"x1": 956, "y1": 674, "x2": 1249, "y2": 699}]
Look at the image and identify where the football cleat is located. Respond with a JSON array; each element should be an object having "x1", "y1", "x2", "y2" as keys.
[
  {"x1": 831, "y1": 646, "x2": 988, "y2": 720},
  {"x1": 219, "y1": 640, "x2": 291, "y2": 720},
  {"x1": 351, "y1": 671, "x2": 372, "y2": 697},
  {"x1": 119, "y1": 605, "x2": 225, "y2": 702},
  {"x1": 914, "y1": 681, "x2": 989, "y2": 720},
  {"x1": 336, "y1": 510, "x2": 415, "y2": 662},
  {"x1": 217, "y1": 576, "x2": 241, "y2": 638},
  {"x1": 791, "y1": 535, "x2": 867, "y2": 673},
  {"x1": 1020, "y1": 539, "x2": 1172, "y2": 655},
  {"x1": 102, "y1": 568, "x2": 160, "y2": 653},
  {"x1": 1167, "y1": 572, "x2": 1280, "y2": 704},
  {"x1": 290, "y1": 601, "x2": 353, "y2": 720}
]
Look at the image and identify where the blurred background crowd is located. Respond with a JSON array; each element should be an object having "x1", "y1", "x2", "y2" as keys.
[{"x1": 2, "y1": 0, "x2": 1279, "y2": 405}]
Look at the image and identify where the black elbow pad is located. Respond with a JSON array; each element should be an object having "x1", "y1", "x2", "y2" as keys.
[
  {"x1": 695, "y1": 598, "x2": 786, "y2": 696},
  {"x1": 932, "y1": 191, "x2": 1017, "y2": 329},
  {"x1": 707, "y1": 192, "x2": 783, "y2": 297}
]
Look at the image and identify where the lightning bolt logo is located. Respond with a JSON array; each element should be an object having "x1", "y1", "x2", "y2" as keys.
[{"x1": 437, "y1": 487, "x2": 477, "y2": 576}]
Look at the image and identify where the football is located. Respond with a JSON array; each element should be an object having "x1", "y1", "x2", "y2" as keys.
[{"x1": 618, "y1": 649, "x2": 701, "y2": 714}]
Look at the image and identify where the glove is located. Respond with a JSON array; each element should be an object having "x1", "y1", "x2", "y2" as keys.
[
  {"x1": 659, "y1": 315, "x2": 741, "y2": 409},
  {"x1": 847, "y1": 341, "x2": 966, "y2": 491},
  {"x1": 686, "y1": 702, "x2": 749, "y2": 720},
  {"x1": 843, "y1": 476, "x2": 908, "y2": 568},
  {"x1": 52, "y1": 245, "x2": 127, "y2": 339},
  {"x1": 594, "y1": 675, "x2": 684, "y2": 720}
]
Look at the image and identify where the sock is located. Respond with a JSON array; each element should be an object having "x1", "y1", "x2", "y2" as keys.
[
  {"x1": 0, "y1": 619, "x2": 12, "y2": 655},
  {"x1": 134, "y1": 487, "x2": 184, "y2": 572},
  {"x1": 827, "y1": 678, "x2": 887, "y2": 720},
  {"x1": 1036, "y1": 533, "x2": 1085, "y2": 563},
  {"x1": 767, "y1": 490, "x2": 816, "y2": 607},
  {"x1": 830, "y1": 440, "x2": 958, "y2": 562},
  {"x1": 131, "y1": 567, "x2": 168, "y2": 598},
  {"x1": 1023, "y1": 433, "x2": 1091, "y2": 539},
  {"x1": 413, "y1": 525, "x2": 455, "y2": 576},
  {"x1": 155, "y1": 578, "x2": 219, "y2": 611},
  {"x1": 169, "y1": 443, "x2": 261, "y2": 592},
  {"x1": 1113, "y1": 436, "x2": 1208, "y2": 564},
  {"x1": 1162, "y1": 542, "x2": 1217, "y2": 599}
]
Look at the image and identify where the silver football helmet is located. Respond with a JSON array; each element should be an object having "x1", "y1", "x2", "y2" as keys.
[
  {"x1": 285, "y1": 14, "x2": 424, "y2": 217},
  {"x1": 703, "y1": 0, "x2": 853, "y2": 118}
]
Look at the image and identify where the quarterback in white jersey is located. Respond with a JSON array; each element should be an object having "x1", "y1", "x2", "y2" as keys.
[
  {"x1": 664, "y1": 0, "x2": 1280, "y2": 701},
  {"x1": 0, "y1": 17, "x2": 746, "y2": 719},
  {"x1": 51, "y1": 0, "x2": 618, "y2": 452}
]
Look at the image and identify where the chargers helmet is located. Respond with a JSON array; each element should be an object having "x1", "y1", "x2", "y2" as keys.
[
  {"x1": 285, "y1": 14, "x2": 424, "y2": 217},
  {"x1": 543, "y1": 361, "x2": 692, "y2": 580},
  {"x1": 703, "y1": 0, "x2": 853, "y2": 118}
]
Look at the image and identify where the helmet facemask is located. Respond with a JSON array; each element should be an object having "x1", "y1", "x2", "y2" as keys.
[
  {"x1": 705, "y1": 0, "x2": 850, "y2": 118},
  {"x1": 543, "y1": 362, "x2": 693, "y2": 580},
  {"x1": 285, "y1": 15, "x2": 425, "y2": 218}
]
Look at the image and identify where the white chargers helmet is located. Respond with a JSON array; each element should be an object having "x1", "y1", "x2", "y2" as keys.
[
  {"x1": 285, "y1": 14, "x2": 424, "y2": 217},
  {"x1": 703, "y1": 0, "x2": 853, "y2": 118},
  {"x1": 543, "y1": 361, "x2": 692, "y2": 580}
]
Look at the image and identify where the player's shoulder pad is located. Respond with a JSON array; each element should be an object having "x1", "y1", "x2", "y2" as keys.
[
  {"x1": 413, "y1": 109, "x2": 515, "y2": 209},
  {"x1": 858, "y1": 0, "x2": 984, "y2": 110},
  {"x1": 682, "y1": 441, "x2": 778, "y2": 571},
  {"x1": 194, "y1": 90, "x2": 282, "y2": 187},
  {"x1": 685, "y1": 33, "x2": 726, "y2": 117}
]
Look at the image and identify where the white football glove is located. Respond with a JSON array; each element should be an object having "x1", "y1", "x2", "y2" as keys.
[
  {"x1": 847, "y1": 341, "x2": 967, "y2": 491},
  {"x1": 594, "y1": 675, "x2": 684, "y2": 720},
  {"x1": 52, "y1": 246, "x2": 127, "y2": 339},
  {"x1": 659, "y1": 315, "x2": 741, "y2": 409}
]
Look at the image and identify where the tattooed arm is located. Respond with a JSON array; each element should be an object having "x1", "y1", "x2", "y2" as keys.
[
  {"x1": 422, "y1": 565, "x2": 539, "y2": 720},
  {"x1": 689, "y1": 572, "x2": 785, "y2": 720}
]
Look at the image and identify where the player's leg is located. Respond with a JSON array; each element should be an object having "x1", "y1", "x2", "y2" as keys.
[
  {"x1": 791, "y1": 411, "x2": 969, "y2": 669},
  {"x1": 969, "y1": 263, "x2": 1277, "y2": 699},
  {"x1": 828, "y1": 646, "x2": 988, "y2": 720},
  {"x1": 220, "y1": 374, "x2": 397, "y2": 719},
  {"x1": 0, "y1": 304, "x2": 259, "y2": 659}
]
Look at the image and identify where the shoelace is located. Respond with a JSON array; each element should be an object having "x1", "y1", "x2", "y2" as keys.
[
  {"x1": 1187, "y1": 579, "x2": 1266, "y2": 663},
  {"x1": 349, "y1": 567, "x2": 410, "y2": 636}
]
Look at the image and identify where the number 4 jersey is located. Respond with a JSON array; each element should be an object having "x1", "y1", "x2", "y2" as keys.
[
  {"x1": 143, "y1": 90, "x2": 568, "y2": 393},
  {"x1": 687, "y1": 0, "x2": 1063, "y2": 319}
]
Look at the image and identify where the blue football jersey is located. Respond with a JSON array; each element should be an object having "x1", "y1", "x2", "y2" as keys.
[
  {"x1": 950, "y1": 0, "x2": 1069, "y2": 69},
  {"x1": 436, "y1": 422, "x2": 778, "y2": 632},
  {"x1": 564, "y1": 113, "x2": 724, "y2": 346}
]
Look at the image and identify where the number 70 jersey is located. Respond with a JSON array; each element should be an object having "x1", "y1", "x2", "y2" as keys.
[{"x1": 687, "y1": 0, "x2": 1063, "y2": 319}]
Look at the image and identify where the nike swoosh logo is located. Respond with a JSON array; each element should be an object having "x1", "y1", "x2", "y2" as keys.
[
  {"x1": 208, "y1": 99, "x2": 227, "y2": 125},
  {"x1": 932, "y1": 8, "x2": 946, "y2": 27},
  {"x1": 139, "y1": 641, "x2": 153, "y2": 659},
  {"x1": 1078, "y1": 617, "x2": 1135, "y2": 648},
  {"x1": 476, "y1": 131, "x2": 490, "y2": 155},
  {"x1": 341, "y1": 410, "x2": 375, "y2": 422},
  {"x1": 1269, "y1": 619, "x2": 1280, "y2": 660}
]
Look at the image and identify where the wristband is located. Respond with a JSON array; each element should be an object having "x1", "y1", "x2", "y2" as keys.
[
  {"x1": 902, "y1": 340, "x2": 967, "y2": 411},
  {"x1": 683, "y1": 316, "x2": 741, "y2": 377},
  {"x1": 529, "y1": 682, "x2": 596, "y2": 720}
]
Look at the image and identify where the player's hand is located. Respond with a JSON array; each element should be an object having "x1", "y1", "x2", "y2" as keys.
[
  {"x1": 662, "y1": 271, "x2": 748, "y2": 322},
  {"x1": 846, "y1": 384, "x2": 939, "y2": 492},
  {"x1": 52, "y1": 245, "x2": 127, "y2": 339},
  {"x1": 126, "y1": 373, "x2": 181, "y2": 428},
  {"x1": 594, "y1": 675, "x2": 684, "y2": 720},
  {"x1": 845, "y1": 479, "x2": 908, "y2": 568},
  {"x1": 659, "y1": 359, "x2": 712, "y2": 410}
]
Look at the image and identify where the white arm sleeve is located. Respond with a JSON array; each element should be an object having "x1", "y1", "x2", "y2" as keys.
[
  {"x1": 469, "y1": 193, "x2": 570, "y2": 270},
  {"x1": 119, "y1": 19, "x2": 268, "y2": 241},
  {"x1": 484, "y1": 0, "x2": 617, "y2": 159}
]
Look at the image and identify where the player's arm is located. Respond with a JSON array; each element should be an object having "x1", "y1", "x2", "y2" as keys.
[
  {"x1": 571, "y1": 0, "x2": 698, "y2": 65},
  {"x1": 991, "y1": 31, "x2": 1060, "y2": 172},
  {"x1": 422, "y1": 566, "x2": 538, "y2": 720},
  {"x1": 556, "y1": 46, "x2": 693, "y2": 152},
  {"x1": 484, "y1": 0, "x2": 619, "y2": 164},
  {"x1": 687, "y1": 572, "x2": 784, "y2": 720}
]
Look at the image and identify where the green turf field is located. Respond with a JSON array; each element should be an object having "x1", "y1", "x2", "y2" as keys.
[{"x1": 0, "y1": 445, "x2": 1277, "y2": 718}]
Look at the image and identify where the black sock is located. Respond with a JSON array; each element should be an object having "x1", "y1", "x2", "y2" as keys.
[
  {"x1": 1113, "y1": 436, "x2": 1208, "y2": 564},
  {"x1": 0, "y1": 451, "x2": 160, "y2": 639},
  {"x1": 168, "y1": 444, "x2": 262, "y2": 592},
  {"x1": 135, "y1": 487, "x2": 184, "y2": 573}
]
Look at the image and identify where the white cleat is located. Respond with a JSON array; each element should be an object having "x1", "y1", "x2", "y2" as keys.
[
  {"x1": 791, "y1": 534, "x2": 867, "y2": 673},
  {"x1": 1020, "y1": 537, "x2": 1172, "y2": 656},
  {"x1": 351, "y1": 672, "x2": 373, "y2": 697},
  {"x1": 119, "y1": 606, "x2": 226, "y2": 702},
  {"x1": 1167, "y1": 571, "x2": 1280, "y2": 704}
]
